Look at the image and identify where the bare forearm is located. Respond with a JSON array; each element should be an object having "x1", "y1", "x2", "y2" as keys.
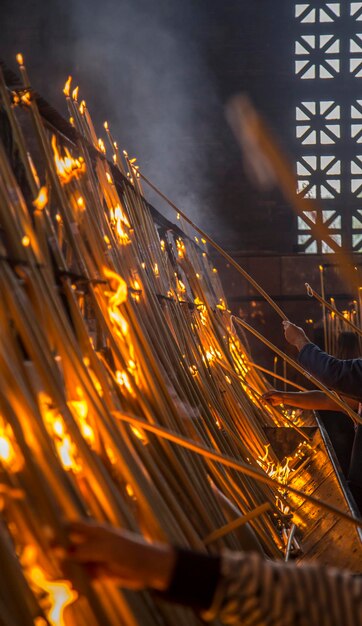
[
  {"x1": 279, "y1": 391, "x2": 358, "y2": 412},
  {"x1": 278, "y1": 390, "x2": 335, "y2": 409}
]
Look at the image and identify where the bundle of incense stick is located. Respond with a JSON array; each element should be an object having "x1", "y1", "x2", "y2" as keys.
[{"x1": 0, "y1": 58, "x2": 357, "y2": 626}]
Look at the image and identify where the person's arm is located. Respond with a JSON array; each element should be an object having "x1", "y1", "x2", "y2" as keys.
[
  {"x1": 61, "y1": 521, "x2": 362, "y2": 626},
  {"x1": 204, "y1": 551, "x2": 361, "y2": 626},
  {"x1": 283, "y1": 321, "x2": 362, "y2": 399},
  {"x1": 262, "y1": 389, "x2": 359, "y2": 413}
]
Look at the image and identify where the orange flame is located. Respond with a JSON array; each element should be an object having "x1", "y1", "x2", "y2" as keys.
[
  {"x1": 194, "y1": 297, "x2": 207, "y2": 326},
  {"x1": 103, "y1": 267, "x2": 129, "y2": 336},
  {"x1": 104, "y1": 267, "x2": 128, "y2": 307},
  {"x1": 51, "y1": 135, "x2": 86, "y2": 185},
  {"x1": 21, "y1": 91, "x2": 32, "y2": 106},
  {"x1": 40, "y1": 394, "x2": 81, "y2": 473},
  {"x1": 0, "y1": 418, "x2": 21, "y2": 472},
  {"x1": 72, "y1": 86, "x2": 79, "y2": 101},
  {"x1": 79, "y1": 100, "x2": 86, "y2": 115},
  {"x1": 98, "y1": 138, "x2": 106, "y2": 154},
  {"x1": 68, "y1": 387, "x2": 95, "y2": 447},
  {"x1": 16, "y1": 53, "x2": 24, "y2": 66},
  {"x1": 257, "y1": 445, "x2": 292, "y2": 486},
  {"x1": 176, "y1": 238, "x2": 186, "y2": 259},
  {"x1": 33, "y1": 186, "x2": 48, "y2": 211},
  {"x1": 109, "y1": 204, "x2": 131, "y2": 245},
  {"x1": 130, "y1": 426, "x2": 147, "y2": 444},
  {"x1": 63, "y1": 76, "x2": 72, "y2": 97},
  {"x1": 116, "y1": 370, "x2": 136, "y2": 398},
  {"x1": 24, "y1": 546, "x2": 77, "y2": 626}
]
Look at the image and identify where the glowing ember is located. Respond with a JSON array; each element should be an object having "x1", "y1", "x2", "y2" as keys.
[
  {"x1": 16, "y1": 53, "x2": 24, "y2": 66},
  {"x1": 51, "y1": 135, "x2": 85, "y2": 185},
  {"x1": 22, "y1": 235, "x2": 30, "y2": 247},
  {"x1": 33, "y1": 186, "x2": 48, "y2": 211}
]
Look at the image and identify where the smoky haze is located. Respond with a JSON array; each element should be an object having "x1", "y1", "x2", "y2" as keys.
[
  {"x1": 1, "y1": 0, "x2": 230, "y2": 234},
  {"x1": 1, "y1": 0, "x2": 289, "y2": 253},
  {"x1": 70, "y1": 0, "x2": 222, "y2": 227}
]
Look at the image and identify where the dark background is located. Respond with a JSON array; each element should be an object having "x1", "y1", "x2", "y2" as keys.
[{"x1": 0, "y1": 0, "x2": 296, "y2": 253}]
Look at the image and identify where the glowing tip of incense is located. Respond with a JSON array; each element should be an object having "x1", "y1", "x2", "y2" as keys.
[
  {"x1": 319, "y1": 265, "x2": 323, "y2": 271},
  {"x1": 130, "y1": 157, "x2": 137, "y2": 164},
  {"x1": 104, "y1": 121, "x2": 109, "y2": 130},
  {"x1": 123, "y1": 150, "x2": 128, "y2": 156},
  {"x1": 63, "y1": 76, "x2": 72, "y2": 96},
  {"x1": 72, "y1": 86, "x2": 79, "y2": 101},
  {"x1": 22, "y1": 235, "x2": 30, "y2": 247},
  {"x1": 16, "y1": 53, "x2": 24, "y2": 66}
]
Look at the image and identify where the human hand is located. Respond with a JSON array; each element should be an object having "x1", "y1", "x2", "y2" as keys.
[
  {"x1": 282, "y1": 321, "x2": 310, "y2": 351},
  {"x1": 56, "y1": 521, "x2": 175, "y2": 591},
  {"x1": 261, "y1": 390, "x2": 284, "y2": 406}
]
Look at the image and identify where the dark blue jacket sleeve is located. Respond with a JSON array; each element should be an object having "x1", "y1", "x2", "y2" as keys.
[{"x1": 298, "y1": 343, "x2": 362, "y2": 399}]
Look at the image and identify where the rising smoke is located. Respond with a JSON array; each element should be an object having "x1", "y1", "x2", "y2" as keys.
[
  {"x1": 1, "y1": 0, "x2": 226, "y2": 230},
  {"x1": 69, "y1": 0, "x2": 222, "y2": 227}
]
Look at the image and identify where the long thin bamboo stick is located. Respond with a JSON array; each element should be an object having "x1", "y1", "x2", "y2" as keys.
[
  {"x1": 306, "y1": 283, "x2": 362, "y2": 340},
  {"x1": 111, "y1": 410, "x2": 362, "y2": 529},
  {"x1": 204, "y1": 502, "x2": 271, "y2": 545},
  {"x1": 248, "y1": 362, "x2": 307, "y2": 391}
]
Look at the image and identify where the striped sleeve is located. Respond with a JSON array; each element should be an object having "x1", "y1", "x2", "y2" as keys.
[{"x1": 202, "y1": 551, "x2": 362, "y2": 626}]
